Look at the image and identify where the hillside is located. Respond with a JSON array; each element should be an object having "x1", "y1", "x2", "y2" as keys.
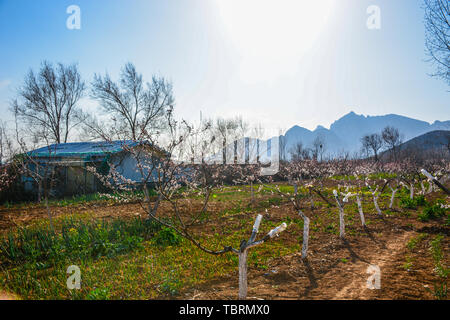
[
  {"x1": 379, "y1": 130, "x2": 450, "y2": 160},
  {"x1": 280, "y1": 112, "x2": 450, "y2": 158}
]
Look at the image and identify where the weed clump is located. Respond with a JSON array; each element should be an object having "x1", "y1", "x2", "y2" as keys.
[
  {"x1": 418, "y1": 201, "x2": 448, "y2": 222},
  {"x1": 400, "y1": 195, "x2": 427, "y2": 210},
  {"x1": 0, "y1": 216, "x2": 163, "y2": 266}
]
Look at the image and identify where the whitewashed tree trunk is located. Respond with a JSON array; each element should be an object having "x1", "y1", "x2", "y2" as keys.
[
  {"x1": 238, "y1": 249, "x2": 248, "y2": 300},
  {"x1": 420, "y1": 180, "x2": 425, "y2": 195},
  {"x1": 373, "y1": 193, "x2": 382, "y2": 216},
  {"x1": 369, "y1": 186, "x2": 382, "y2": 216},
  {"x1": 333, "y1": 190, "x2": 345, "y2": 239},
  {"x1": 427, "y1": 181, "x2": 433, "y2": 194},
  {"x1": 338, "y1": 205, "x2": 345, "y2": 238},
  {"x1": 356, "y1": 194, "x2": 365, "y2": 226},
  {"x1": 389, "y1": 187, "x2": 397, "y2": 209},
  {"x1": 298, "y1": 210, "x2": 310, "y2": 259},
  {"x1": 236, "y1": 214, "x2": 286, "y2": 300},
  {"x1": 409, "y1": 183, "x2": 414, "y2": 199}
]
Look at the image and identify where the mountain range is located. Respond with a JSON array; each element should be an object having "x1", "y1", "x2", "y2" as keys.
[{"x1": 280, "y1": 111, "x2": 450, "y2": 158}]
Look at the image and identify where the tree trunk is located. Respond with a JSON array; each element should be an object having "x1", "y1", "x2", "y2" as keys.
[
  {"x1": 238, "y1": 249, "x2": 248, "y2": 299},
  {"x1": 298, "y1": 210, "x2": 309, "y2": 259},
  {"x1": 339, "y1": 205, "x2": 345, "y2": 238},
  {"x1": 373, "y1": 193, "x2": 382, "y2": 216},
  {"x1": 389, "y1": 188, "x2": 397, "y2": 209},
  {"x1": 356, "y1": 194, "x2": 365, "y2": 226},
  {"x1": 427, "y1": 181, "x2": 433, "y2": 194}
]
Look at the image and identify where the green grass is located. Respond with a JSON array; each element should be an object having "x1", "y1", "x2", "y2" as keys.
[
  {"x1": 429, "y1": 234, "x2": 449, "y2": 279},
  {"x1": 0, "y1": 216, "x2": 162, "y2": 266},
  {"x1": 400, "y1": 195, "x2": 427, "y2": 210},
  {"x1": 418, "y1": 202, "x2": 448, "y2": 222},
  {"x1": 427, "y1": 234, "x2": 449, "y2": 299},
  {"x1": 0, "y1": 212, "x2": 295, "y2": 299},
  {"x1": 406, "y1": 233, "x2": 428, "y2": 251},
  {"x1": 0, "y1": 180, "x2": 447, "y2": 300}
]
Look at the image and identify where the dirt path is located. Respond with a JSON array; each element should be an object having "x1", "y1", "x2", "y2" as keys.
[{"x1": 330, "y1": 231, "x2": 413, "y2": 299}]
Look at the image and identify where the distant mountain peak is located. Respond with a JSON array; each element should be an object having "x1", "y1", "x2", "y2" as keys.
[
  {"x1": 343, "y1": 110, "x2": 361, "y2": 118},
  {"x1": 314, "y1": 125, "x2": 327, "y2": 131},
  {"x1": 282, "y1": 112, "x2": 450, "y2": 158}
]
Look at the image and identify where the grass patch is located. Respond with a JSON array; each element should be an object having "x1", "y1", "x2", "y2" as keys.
[
  {"x1": 0, "y1": 216, "x2": 163, "y2": 266},
  {"x1": 418, "y1": 202, "x2": 448, "y2": 222},
  {"x1": 400, "y1": 195, "x2": 427, "y2": 210},
  {"x1": 0, "y1": 213, "x2": 295, "y2": 299},
  {"x1": 426, "y1": 234, "x2": 449, "y2": 300}
]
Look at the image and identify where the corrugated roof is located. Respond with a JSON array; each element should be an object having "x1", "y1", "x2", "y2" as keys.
[{"x1": 27, "y1": 140, "x2": 141, "y2": 158}]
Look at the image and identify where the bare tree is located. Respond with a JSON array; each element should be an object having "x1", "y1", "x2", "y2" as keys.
[
  {"x1": 0, "y1": 122, "x2": 16, "y2": 194},
  {"x1": 312, "y1": 135, "x2": 326, "y2": 161},
  {"x1": 289, "y1": 142, "x2": 304, "y2": 162},
  {"x1": 11, "y1": 113, "x2": 61, "y2": 227},
  {"x1": 214, "y1": 117, "x2": 240, "y2": 164},
  {"x1": 361, "y1": 133, "x2": 383, "y2": 162},
  {"x1": 381, "y1": 126, "x2": 402, "y2": 162},
  {"x1": 423, "y1": 0, "x2": 450, "y2": 85},
  {"x1": 0, "y1": 122, "x2": 9, "y2": 165},
  {"x1": 87, "y1": 62, "x2": 174, "y2": 141},
  {"x1": 289, "y1": 141, "x2": 310, "y2": 161},
  {"x1": 12, "y1": 61, "x2": 85, "y2": 144}
]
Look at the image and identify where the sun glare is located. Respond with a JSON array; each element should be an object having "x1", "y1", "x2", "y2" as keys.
[{"x1": 214, "y1": 0, "x2": 336, "y2": 83}]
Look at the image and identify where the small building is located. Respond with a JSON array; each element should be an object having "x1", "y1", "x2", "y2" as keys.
[{"x1": 23, "y1": 140, "x2": 159, "y2": 197}]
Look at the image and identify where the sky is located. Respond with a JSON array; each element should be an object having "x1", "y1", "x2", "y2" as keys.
[{"x1": 0, "y1": 0, "x2": 448, "y2": 139}]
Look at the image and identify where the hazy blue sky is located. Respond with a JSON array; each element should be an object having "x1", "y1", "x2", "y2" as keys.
[{"x1": 0, "y1": 0, "x2": 448, "y2": 137}]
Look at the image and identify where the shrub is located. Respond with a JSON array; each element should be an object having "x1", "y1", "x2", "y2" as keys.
[
  {"x1": 418, "y1": 204, "x2": 447, "y2": 222},
  {"x1": 153, "y1": 227, "x2": 182, "y2": 247},
  {"x1": 400, "y1": 195, "x2": 427, "y2": 210}
]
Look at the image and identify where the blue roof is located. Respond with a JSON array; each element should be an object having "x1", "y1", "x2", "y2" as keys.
[{"x1": 27, "y1": 140, "x2": 140, "y2": 158}]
